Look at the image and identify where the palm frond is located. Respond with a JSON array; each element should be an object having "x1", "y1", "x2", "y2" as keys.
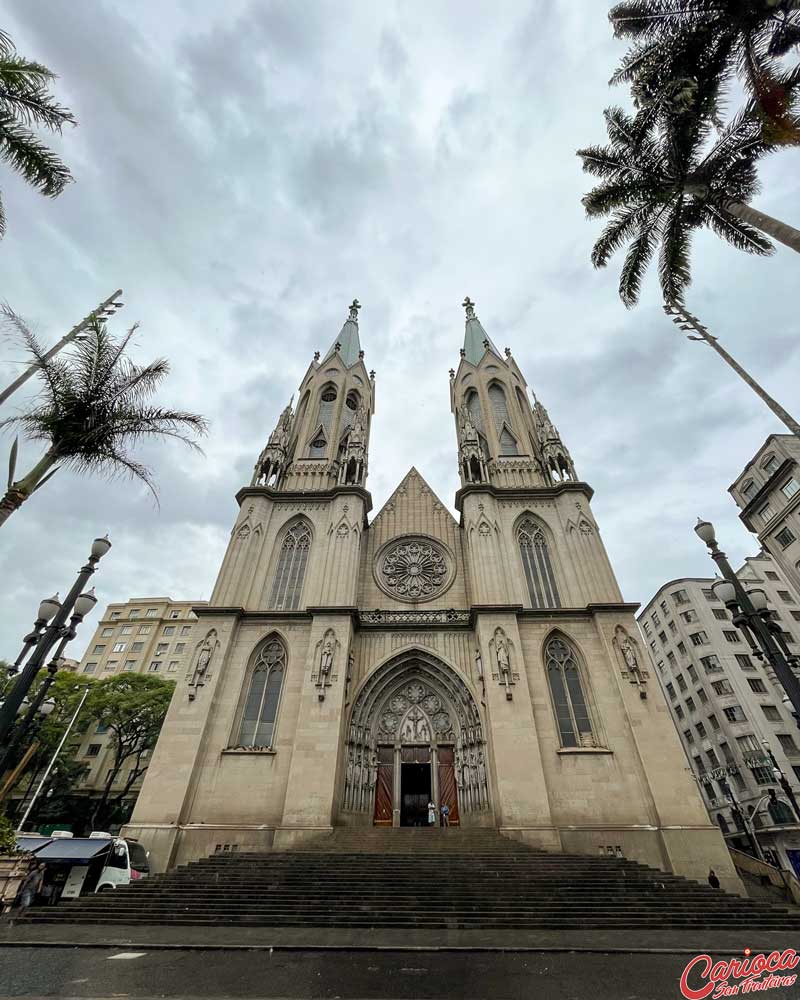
[
  {"x1": 657, "y1": 201, "x2": 694, "y2": 304},
  {"x1": 590, "y1": 206, "x2": 655, "y2": 268},
  {"x1": 0, "y1": 111, "x2": 72, "y2": 195},
  {"x1": 0, "y1": 55, "x2": 76, "y2": 131},
  {"x1": 703, "y1": 204, "x2": 775, "y2": 255}
]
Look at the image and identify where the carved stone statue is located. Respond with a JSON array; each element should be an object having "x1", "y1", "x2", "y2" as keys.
[
  {"x1": 496, "y1": 635, "x2": 510, "y2": 677},
  {"x1": 621, "y1": 637, "x2": 639, "y2": 672},
  {"x1": 188, "y1": 638, "x2": 215, "y2": 700},
  {"x1": 320, "y1": 637, "x2": 334, "y2": 678}
]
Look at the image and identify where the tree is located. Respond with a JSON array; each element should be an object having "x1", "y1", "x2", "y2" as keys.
[
  {"x1": 83, "y1": 673, "x2": 174, "y2": 830},
  {"x1": 0, "y1": 28, "x2": 76, "y2": 237},
  {"x1": 0, "y1": 317, "x2": 207, "y2": 526},
  {"x1": 577, "y1": 104, "x2": 800, "y2": 307},
  {"x1": 609, "y1": 1, "x2": 800, "y2": 145}
]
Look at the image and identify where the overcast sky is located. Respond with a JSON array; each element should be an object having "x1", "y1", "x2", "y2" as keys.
[{"x1": 1, "y1": 1, "x2": 799, "y2": 661}]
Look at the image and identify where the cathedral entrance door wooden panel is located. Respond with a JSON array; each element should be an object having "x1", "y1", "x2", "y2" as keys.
[
  {"x1": 437, "y1": 746, "x2": 460, "y2": 825},
  {"x1": 373, "y1": 746, "x2": 394, "y2": 826},
  {"x1": 400, "y1": 746, "x2": 431, "y2": 827}
]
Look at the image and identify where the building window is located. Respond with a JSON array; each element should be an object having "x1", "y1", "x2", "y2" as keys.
[
  {"x1": 678, "y1": 642, "x2": 688, "y2": 656},
  {"x1": 669, "y1": 621, "x2": 677, "y2": 635},
  {"x1": 163, "y1": 626, "x2": 175, "y2": 636},
  {"x1": 167, "y1": 660, "x2": 179, "y2": 672},
  {"x1": 269, "y1": 521, "x2": 312, "y2": 610},
  {"x1": 778, "y1": 591, "x2": 796, "y2": 604},
  {"x1": 706, "y1": 748, "x2": 720, "y2": 768},
  {"x1": 701, "y1": 589, "x2": 718, "y2": 602},
  {"x1": 96, "y1": 723, "x2": 109, "y2": 734},
  {"x1": 695, "y1": 722, "x2": 706, "y2": 739},
  {"x1": 724, "y1": 706, "x2": 747, "y2": 723},
  {"x1": 112, "y1": 642, "x2": 126, "y2": 653},
  {"x1": 690, "y1": 631, "x2": 709, "y2": 647},
  {"x1": 652, "y1": 611, "x2": 661, "y2": 626},
  {"x1": 138, "y1": 625, "x2": 152, "y2": 635},
  {"x1": 86, "y1": 744, "x2": 101, "y2": 757},
  {"x1": 759, "y1": 503, "x2": 775, "y2": 523},
  {"x1": 680, "y1": 609, "x2": 699, "y2": 624},
  {"x1": 170, "y1": 610, "x2": 181, "y2": 619},
  {"x1": 713, "y1": 608, "x2": 728, "y2": 620},
  {"x1": 723, "y1": 630, "x2": 740, "y2": 644},
  {"x1": 711, "y1": 680, "x2": 733, "y2": 696},
  {"x1": 781, "y1": 478, "x2": 800, "y2": 500},
  {"x1": 762, "y1": 455, "x2": 780, "y2": 475},
  {"x1": 687, "y1": 665, "x2": 698, "y2": 683},
  {"x1": 741, "y1": 481, "x2": 756, "y2": 500},
  {"x1": 92, "y1": 644, "x2": 105, "y2": 655},
  {"x1": 105, "y1": 661, "x2": 118, "y2": 672},
  {"x1": 146, "y1": 608, "x2": 158, "y2": 617},
  {"x1": 698, "y1": 688, "x2": 708, "y2": 704},
  {"x1": 748, "y1": 678, "x2": 767, "y2": 693},
  {"x1": 686, "y1": 697, "x2": 696, "y2": 713},
  {"x1": 701, "y1": 654, "x2": 722, "y2": 673},
  {"x1": 175, "y1": 643, "x2": 186, "y2": 654},
  {"x1": 667, "y1": 651, "x2": 677, "y2": 668},
  {"x1": 666, "y1": 682, "x2": 676, "y2": 700},
  {"x1": 110, "y1": 612, "x2": 121, "y2": 620},
  {"x1": 677, "y1": 674, "x2": 687, "y2": 692},
  {"x1": 737, "y1": 734, "x2": 760, "y2": 753},
  {"x1": 131, "y1": 642, "x2": 144, "y2": 653},
  {"x1": 792, "y1": 611, "x2": 800, "y2": 622},
  {"x1": 642, "y1": 621, "x2": 652, "y2": 637},
  {"x1": 766, "y1": 571, "x2": 780, "y2": 581},
  {"x1": 123, "y1": 660, "x2": 136, "y2": 671},
  {"x1": 121, "y1": 625, "x2": 132, "y2": 635},
  {"x1": 778, "y1": 734, "x2": 799, "y2": 756},
  {"x1": 717, "y1": 813, "x2": 730, "y2": 834},
  {"x1": 237, "y1": 636, "x2": 287, "y2": 748},
  {"x1": 518, "y1": 519, "x2": 561, "y2": 609},
  {"x1": 672, "y1": 590, "x2": 689, "y2": 605},
  {"x1": 720, "y1": 742, "x2": 733, "y2": 763},
  {"x1": 735, "y1": 653, "x2": 754, "y2": 670},
  {"x1": 684, "y1": 728, "x2": 695, "y2": 743},
  {"x1": 659, "y1": 600, "x2": 668, "y2": 615},
  {"x1": 545, "y1": 636, "x2": 598, "y2": 748},
  {"x1": 776, "y1": 528, "x2": 797, "y2": 548},
  {"x1": 129, "y1": 609, "x2": 141, "y2": 619},
  {"x1": 155, "y1": 643, "x2": 168, "y2": 656},
  {"x1": 658, "y1": 631, "x2": 667, "y2": 644},
  {"x1": 83, "y1": 662, "x2": 98, "y2": 674},
  {"x1": 181, "y1": 625, "x2": 192, "y2": 635},
  {"x1": 656, "y1": 660, "x2": 664, "y2": 674},
  {"x1": 751, "y1": 765, "x2": 773, "y2": 785},
  {"x1": 708, "y1": 713, "x2": 720, "y2": 731},
  {"x1": 101, "y1": 627, "x2": 114, "y2": 637},
  {"x1": 148, "y1": 661, "x2": 162, "y2": 673},
  {"x1": 650, "y1": 641, "x2": 657, "y2": 654},
  {"x1": 762, "y1": 705, "x2": 781, "y2": 721},
  {"x1": 675, "y1": 705, "x2": 685, "y2": 720}
]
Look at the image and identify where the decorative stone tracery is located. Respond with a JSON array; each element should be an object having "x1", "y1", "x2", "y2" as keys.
[{"x1": 375, "y1": 537, "x2": 452, "y2": 603}]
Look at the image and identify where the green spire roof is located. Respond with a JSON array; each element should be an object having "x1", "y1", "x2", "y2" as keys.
[
  {"x1": 322, "y1": 299, "x2": 363, "y2": 368},
  {"x1": 462, "y1": 297, "x2": 501, "y2": 364}
]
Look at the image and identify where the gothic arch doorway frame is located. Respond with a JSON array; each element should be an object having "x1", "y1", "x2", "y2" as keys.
[{"x1": 341, "y1": 649, "x2": 490, "y2": 827}]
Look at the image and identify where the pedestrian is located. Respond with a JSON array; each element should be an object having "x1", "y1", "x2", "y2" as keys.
[
  {"x1": 427, "y1": 800, "x2": 436, "y2": 826},
  {"x1": 440, "y1": 803, "x2": 450, "y2": 827},
  {"x1": 17, "y1": 863, "x2": 45, "y2": 912},
  {"x1": 707, "y1": 869, "x2": 720, "y2": 889}
]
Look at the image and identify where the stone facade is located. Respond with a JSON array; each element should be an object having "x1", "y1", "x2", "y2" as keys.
[
  {"x1": 638, "y1": 553, "x2": 800, "y2": 875},
  {"x1": 124, "y1": 300, "x2": 739, "y2": 892},
  {"x1": 730, "y1": 435, "x2": 800, "y2": 598}
]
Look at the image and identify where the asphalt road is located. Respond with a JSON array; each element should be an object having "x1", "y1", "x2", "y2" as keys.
[{"x1": 3, "y1": 946, "x2": 798, "y2": 1000}]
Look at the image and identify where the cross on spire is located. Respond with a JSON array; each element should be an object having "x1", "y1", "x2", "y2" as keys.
[
  {"x1": 349, "y1": 299, "x2": 361, "y2": 322},
  {"x1": 462, "y1": 296, "x2": 476, "y2": 320}
]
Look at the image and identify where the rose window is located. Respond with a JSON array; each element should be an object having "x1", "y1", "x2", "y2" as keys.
[{"x1": 379, "y1": 538, "x2": 449, "y2": 601}]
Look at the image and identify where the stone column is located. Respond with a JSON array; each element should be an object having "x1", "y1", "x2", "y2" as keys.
[
  {"x1": 274, "y1": 613, "x2": 353, "y2": 848},
  {"x1": 475, "y1": 612, "x2": 561, "y2": 851}
]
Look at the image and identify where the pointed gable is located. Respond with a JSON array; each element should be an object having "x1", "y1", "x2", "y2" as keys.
[{"x1": 372, "y1": 468, "x2": 455, "y2": 529}]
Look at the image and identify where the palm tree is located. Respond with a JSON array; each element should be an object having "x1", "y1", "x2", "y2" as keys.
[
  {"x1": 609, "y1": 1, "x2": 800, "y2": 145},
  {"x1": 0, "y1": 28, "x2": 76, "y2": 237},
  {"x1": 0, "y1": 317, "x2": 207, "y2": 527},
  {"x1": 577, "y1": 105, "x2": 800, "y2": 307}
]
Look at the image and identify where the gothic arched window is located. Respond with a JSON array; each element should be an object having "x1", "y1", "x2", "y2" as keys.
[
  {"x1": 716, "y1": 813, "x2": 730, "y2": 834},
  {"x1": 545, "y1": 636, "x2": 595, "y2": 748},
  {"x1": 237, "y1": 637, "x2": 286, "y2": 747},
  {"x1": 517, "y1": 518, "x2": 561, "y2": 608},
  {"x1": 269, "y1": 520, "x2": 312, "y2": 610},
  {"x1": 465, "y1": 390, "x2": 489, "y2": 459},
  {"x1": 489, "y1": 384, "x2": 519, "y2": 455}
]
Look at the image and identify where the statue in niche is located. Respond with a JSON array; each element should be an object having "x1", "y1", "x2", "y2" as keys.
[
  {"x1": 316, "y1": 632, "x2": 336, "y2": 701},
  {"x1": 494, "y1": 631, "x2": 513, "y2": 700},
  {"x1": 614, "y1": 625, "x2": 648, "y2": 698},
  {"x1": 188, "y1": 636, "x2": 215, "y2": 701}
]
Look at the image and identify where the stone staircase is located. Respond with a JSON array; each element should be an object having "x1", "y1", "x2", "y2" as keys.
[{"x1": 20, "y1": 827, "x2": 800, "y2": 929}]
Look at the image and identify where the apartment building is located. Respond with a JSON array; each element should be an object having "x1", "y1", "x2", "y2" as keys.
[
  {"x1": 638, "y1": 551, "x2": 800, "y2": 875},
  {"x1": 730, "y1": 434, "x2": 800, "y2": 598},
  {"x1": 70, "y1": 596, "x2": 205, "y2": 822}
]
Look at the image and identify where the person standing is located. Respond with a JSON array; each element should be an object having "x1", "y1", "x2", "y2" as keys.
[
  {"x1": 17, "y1": 863, "x2": 44, "y2": 912},
  {"x1": 427, "y1": 801, "x2": 436, "y2": 826},
  {"x1": 707, "y1": 869, "x2": 720, "y2": 889},
  {"x1": 440, "y1": 803, "x2": 450, "y2": 828}
]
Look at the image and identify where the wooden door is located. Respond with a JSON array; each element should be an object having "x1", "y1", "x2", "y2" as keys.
[
  {"x1": 437, "y1": 747, "x2": 460, "y2": 825},
  {"x1": 373, "y1": 746, "x2": 394, "y2": 826}
]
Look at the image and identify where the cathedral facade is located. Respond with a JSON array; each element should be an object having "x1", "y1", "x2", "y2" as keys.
[{"x1": 125, "y1": 299, "x2": 739, "y2": 890}]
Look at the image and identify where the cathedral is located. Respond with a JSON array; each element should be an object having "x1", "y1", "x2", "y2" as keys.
[{"x1": 125, "y1": 299, "x2": 738, "y2": 889}]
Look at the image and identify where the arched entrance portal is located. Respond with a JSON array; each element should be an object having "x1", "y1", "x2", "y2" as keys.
[{"x1": 342, "y1": 651, "x2": 490, "y2": 827}]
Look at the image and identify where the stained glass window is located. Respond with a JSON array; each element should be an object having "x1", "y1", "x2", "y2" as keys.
[{"x1": 238, "y1": 638, "x2": 286, "y2": 747}]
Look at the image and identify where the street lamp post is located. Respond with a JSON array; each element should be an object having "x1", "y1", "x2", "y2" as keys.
[
  {"x1": 694, "y1": 519, "x2": 800, "y2": 720},
  {"x1": 718, "y1": 775, "x2": 764, "y2": 861},
  {"x1": 0, "y1": 536, "x2": 110, "y2": 747}
]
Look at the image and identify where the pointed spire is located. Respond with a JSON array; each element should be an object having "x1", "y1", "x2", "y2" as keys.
[
  {"x1": 461, "y1": 297, "x2": 502, "y2": 365},
  {"x1": 322, "y1": 299, "x2": 363, "y2": 368}
]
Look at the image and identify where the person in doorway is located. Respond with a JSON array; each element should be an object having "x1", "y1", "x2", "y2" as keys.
[
  {"x1": 707, "y1": 869, "x2": 720, "y2": 889},
  {"x1": 440, "y1": 803, "x2": 450, "y2": 828},
  {"x1": 17, "y1": 863, "x2": 45, "y2": 912},
  {"x1": 427, "y1": 801, "x2": 436, "y2": 826}
]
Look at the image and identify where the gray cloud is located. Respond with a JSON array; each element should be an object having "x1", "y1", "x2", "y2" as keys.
[{"x1": 1, "y1": 1, "x2": 799, "y2": 660}]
